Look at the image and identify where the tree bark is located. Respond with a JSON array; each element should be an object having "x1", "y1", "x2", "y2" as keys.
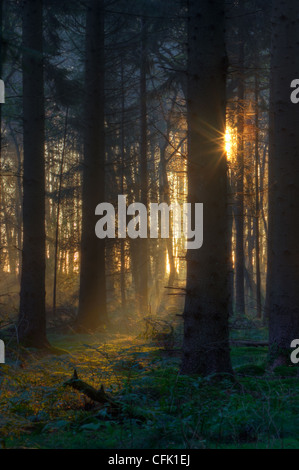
[
  {"x1": 234, "y1": 9, "x2": 245, "y2": 317},
  {"x1": 254, "y1": 72, "x2": 262, "y2": 319},
  {"x1": 120, "y1": 58, "x2": 126, "y2": 313},
  {"x1": 18, "y1": 0, "x2": 48, "y2": 348},
  {"x1": 0, "y1": 0, "x2": 3, "y2": 269},
  {"x1": 181, "y1": 0, "x2": 233, "y2": 376},
  {"x1": 77, "y1": 0, "x2": 107, "y2": 330},
  {"x1": 53, "y1": 108, "x2": 68, "y2": 318},
  {"x1": 268, "y1": 0, "x2": 299, "y2": 365},
  {"x1": 139, "y1": 15, "x2": 149, "y2": 314}
]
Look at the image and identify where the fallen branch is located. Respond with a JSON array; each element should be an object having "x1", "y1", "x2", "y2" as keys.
[
  {"x1": 63, "y1": 370, "x2": 148, "y2": 422},
  {"x1": 64, "y1": 370, "x2": 120, "y2": 409}
]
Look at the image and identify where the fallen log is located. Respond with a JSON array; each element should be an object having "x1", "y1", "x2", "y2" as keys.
[
  {"x1": 63, "y1": 370, "x2": 148, "y2": 422},
  {"x1": 64, "y1": 369, "x2": 120, "y2": 409}
]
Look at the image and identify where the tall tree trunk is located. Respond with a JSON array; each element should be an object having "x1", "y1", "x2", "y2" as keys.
[
  {"x1": 139, "y1": 15, "x2": 149, "y2": 314},
  {"x1": 120, "y1": 58, "x2": 126, "y2": 313},
  {"x1": 53, "y1": 108, "x2": 68, "y2": 318},
  {"x1": 268, "y1": 0, "x2": 299, "y2": 365},
  {"x1": 254, "y1": 72, "x2": 262, "y2": 319},
  {"x1": 18, "y1": 0, "x2": 48, "y2": 347},
  {"x1": 234, "y1": 15, "x2": 245, "y2": 316},
  {"x1": 77, "y1": 0, "x2": 107, "y2": 330},
  {"x1": 227, "y1": 173, "x2": 234, "y2": 317},
  {"x1": 160, "y1": 142, "x2": 176, "y2": 285},
  {"x1": 0, "y1": 0, "x2": 3, "y2": 270},
  {"x1": 9, "y1": 127, "x2": 23, "y2": 279},
  {"x1": 181, "y1": 0, "x2": 233, "y2": 376}
]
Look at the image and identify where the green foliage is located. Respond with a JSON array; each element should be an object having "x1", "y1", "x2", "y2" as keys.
[
  {"x1": 235, "y1": 364, "x2": 265, "y2": 376},
  {"x1": 273, "y1": 366, "x2": 298, "y2": 377},
  {"x1": 0, "y1": 332, "x2": 298, "y2": 449}
]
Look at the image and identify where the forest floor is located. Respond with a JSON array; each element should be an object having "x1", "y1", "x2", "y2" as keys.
[{"x1": 0, "y1": 325, "x2": 298, "y2": 449}]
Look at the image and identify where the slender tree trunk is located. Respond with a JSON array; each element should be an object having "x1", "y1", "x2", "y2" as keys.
[
  {"x1": 10, "y1": 129, "x2": 23, "y2": 279},
  {"x1": 246, "y1": 216, "x2": 255, "y2": 308},
  {"x1": 234, "y1": 21, "x2": 245, "y2": 317},
  {"x1": 254, "y1": 73, "x2": 262, "y2": 319},
  {"x1": 120, "y1": 59, "x2": 126, "y2": 313},
  {"x1": 4, "y1": 216, "x2": 16, "y2": 275},
  {"x1": 18, "y1": 0, "x2": 48, "y2": 347},
  {"x1": 181, "y1": 0, "x2": 233, "y2": 376},
  {"x1": 227, "y1": 172, "x2": 234, "y2": 317},
  {"x1": 262, "y1": 140, "x2": 270, "y2": 325},
  {"x1": 264, "y1": 140, "x2": 271, "y2": 326},
  {"x1": 139, "y1": 15, "x2": 149, "y2": 314},
  {"x1": 0, "y1": 0, "x2": 3, "y2": 270},
  {"x1": 53, "y1": 108, "x2": 68, "y2": 318},
  {"x1": 77, "y1": 0, "x2": 107, "y2": 330},
  {"x1": 268, "y1": 0, "x2": 299, "y2": 365},
  {"x1": 160, "y1": 143, "x2": 176, "y2": 285}
]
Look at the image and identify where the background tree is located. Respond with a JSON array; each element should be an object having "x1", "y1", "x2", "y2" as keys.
[{"x1": 234, "y1": 1, "x2": 245, "y2": 317}]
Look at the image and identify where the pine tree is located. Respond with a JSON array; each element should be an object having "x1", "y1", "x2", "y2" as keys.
[
  {"x1": 18, "y1": 0, "x2": 48, "y2": 347},
  {"x1": 181, "y1": 0, "x2": 232, "y2": 376},
  {"x1": 77, "y1": 0, "x2": 108, "y2": 330},
  {"x1": 267, "y1": 0, "x2": 299, "y2": 365}
]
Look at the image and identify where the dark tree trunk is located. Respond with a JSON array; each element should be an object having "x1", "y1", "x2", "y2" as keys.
[
  {"x1": 18, "y1": 0, "x2": 48, "y2": 347},
  {"x1": 139, "y1": 15, "x2": 149, "y2": 314},
  {"x1": 234, "y1": 18, "x2": 245, "y2": 317},
  {"x1": 77, "y1": 0, "x2": 107, "y2": 330},
  {"x1": 181, "y1": 0, "x2": 233, "y2": 377},
  {"x1": 0, "y1": 0, "x2": 3, "y2": 269},
  {"x1": 268, "y1": 0, "x2": 299, "y2": 365},
  {"x1": 120, "y1": 58, "x2": 126, "y2": 313}
]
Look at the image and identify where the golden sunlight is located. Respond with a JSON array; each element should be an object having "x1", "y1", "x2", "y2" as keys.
[
  {"x1": 166, "y1": 251, "x2": 170, "y2": 274},
  {"x1": 225, "y1": 125, "x2": 237, "y2": 162},
  {"x1": 225, "y1": 127, "x2": 232, "y2": 160}
]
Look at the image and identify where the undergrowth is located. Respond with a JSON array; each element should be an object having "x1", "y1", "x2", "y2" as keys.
[{"x1": 0, "y1": 330, "x2": 298, "y2": 449}]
